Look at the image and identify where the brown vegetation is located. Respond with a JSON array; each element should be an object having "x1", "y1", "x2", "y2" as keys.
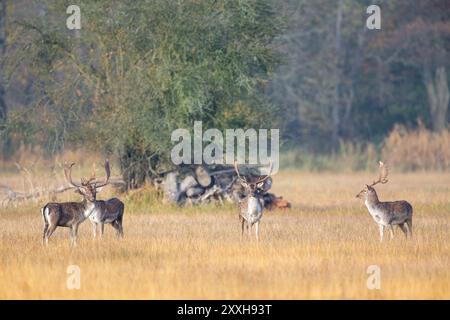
[
  {"x1": 0, "y1": 169, "x2": 449, "y2": 299},
  {"x1": 383, "y1": 123, "x2": 450, "y2": 171}
]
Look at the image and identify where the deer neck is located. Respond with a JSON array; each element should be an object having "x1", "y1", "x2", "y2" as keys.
[
  {"x1": 365, "y1": 190, "x2": 380, "y2": 208},
  {"x1": 82, "y1": 198, "x2": 97, "y2": 218},
  {"x1": 247, "y1": 195, "x2": 262, "y2": 213}
]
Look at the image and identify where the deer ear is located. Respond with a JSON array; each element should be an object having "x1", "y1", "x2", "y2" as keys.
[{"x1": 74, "y1": 188, "x2": 83, "y2": 195}]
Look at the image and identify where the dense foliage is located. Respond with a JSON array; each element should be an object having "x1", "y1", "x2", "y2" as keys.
[
  {"x1": 0, "y1": 0, "x2": 449, "y2": 179},
  {"x1": 270, "y1": 0, "x2": 450, "y2": 151},
  {"x1": 2, "y1": 0, "x2": 282, "y2": 186}
]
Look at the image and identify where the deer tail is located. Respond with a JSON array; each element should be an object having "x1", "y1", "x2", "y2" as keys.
[{"x1": 41, "y1": 205, "x2": 48, "y2": 224}]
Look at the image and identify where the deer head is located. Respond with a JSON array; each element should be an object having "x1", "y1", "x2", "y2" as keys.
[
  {"x1": 64, "y1": 160, "x2": 111, "y2": 202},
  {"x1": 234, "y1": 161, "x2": 273, "y2": 197},
  {"x1": 356, "y1": 161, "x2": 389, "y2": 199}
]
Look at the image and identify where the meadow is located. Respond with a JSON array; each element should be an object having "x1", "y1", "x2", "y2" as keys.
[{"x1": 0, "y1": 169, "x2": 449, "y2": 299}]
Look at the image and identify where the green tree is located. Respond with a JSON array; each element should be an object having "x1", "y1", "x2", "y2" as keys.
[
  {"x1": 7, "y1": 0, "x2": 282, "y2": 187},
  {"x1": 0, "y1": 0, "x2": 9, "y2": 158}
]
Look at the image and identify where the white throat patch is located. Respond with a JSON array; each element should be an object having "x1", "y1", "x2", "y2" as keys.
[{"x1": 83, "y1": 202, "x2": 96, "y2": 218}]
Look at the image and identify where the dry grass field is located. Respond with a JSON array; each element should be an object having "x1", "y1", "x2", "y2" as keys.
[{"x1": 0, "y1": 170, "x2": 449, "y2": 299}]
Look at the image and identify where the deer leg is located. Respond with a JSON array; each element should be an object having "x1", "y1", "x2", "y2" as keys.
[
  {"x1": 241, "y1": 219, "x2": 245, "y2": 239},
  {"x1": 405, "y1": 219, "x2": 413, "y2": 238},
  {"x1": 112, "y1": 220, "x2": 123, "y2": 239},
  {"x1": 69, "y1": 228, "x2": 74, "y2": 246},
  {"x1": 99, "y1": 223, "x2": 105, "y2": 238},
  {"x1": 42, "y1": 223, "x2": 49, "y2": 245},
  {"x1": 255, "y1": 221, "x2": 260, "y2": 241},
  {"x1": 45, "y1": 224, "x2": 57, "y2": 245},
  {"x1": 398, "y1": 223, "x2": 408, "y2": 238},
  {"x1": 378, "y1": 224, "x2": 384, "y2": 243},
  {"x1": 92, "y1": 222, "x2": 97, "y2": 239},
  {"x1": 389, "y1": 225, "x2": 394, "y2": 240},
  {"x1": 117, "y1": 221, "x2": 123, "y2": 238},
  {"x1": 118, "y1": 218, "x2": 124, "y2": 238},
  {"x1": 71, "y1": 224, "x2": 79, "y2": 247},
  {"x1": 112, "y1": 221, "x2": 119, "y2": 237}
]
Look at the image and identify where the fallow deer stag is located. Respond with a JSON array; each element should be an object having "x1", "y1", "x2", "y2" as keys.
[
  {"x1": 356, "y1": 161, "x2": 413, "y2": 242},
  {"x1": 234, "y1": 161, "x2": 273, "y2": 241},
  {"x1": 41, "y1": 162, "x2": 107, "y2": 246},
  {"x1": 65, "y1": 160, "x2": 125, "y2": 239}
]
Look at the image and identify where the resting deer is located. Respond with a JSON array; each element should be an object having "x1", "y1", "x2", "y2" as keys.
[
  {"x1": 65, "y1": 160, "x2": 125, "y2": 239},
  {"x1": 356, "y1": 161, "x2": 413, "y2": 242},
  {"x1": 234, "y1": 161, "x2": 273, "y2": 241}
]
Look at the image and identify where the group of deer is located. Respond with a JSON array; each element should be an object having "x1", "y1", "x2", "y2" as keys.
[
  {"x1": 42, "y1": 159, "x2": 412, "y2": 245},
  {"x1": 234, "y1": 161, "x2": 413, "y2": 243},
  {"x1": 42, "y1": 160, "x2": 124, "y2": 246}
]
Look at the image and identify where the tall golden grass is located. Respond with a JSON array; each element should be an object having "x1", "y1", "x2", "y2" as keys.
[
  {"x1": 1, "y1": 170, "x2": 449, "y2": 299},
  {"x1": 282, "y1": 125, "x2": 450, "y2": 172},
  {"x1": 383, "y1": 123, "x2": 450, "y2": 171}
]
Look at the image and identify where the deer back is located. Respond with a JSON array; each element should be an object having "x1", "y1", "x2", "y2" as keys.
[{"x1": 43, "y1": 201, "x2": 91, "y2": 227}]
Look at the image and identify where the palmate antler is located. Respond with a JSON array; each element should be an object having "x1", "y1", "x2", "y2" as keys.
[
  {"x1": 256, "y1": 161, "x2": 273, "y2": 185},
  {"x1": 64, "y1": 163, "x2": 82, "y2": 187},
  {"x1": 233, "y1": 161, "x2": 273, "y2": 186},
  {"x1": 64, "y1": 160, "x2": 111, "y2": 188},
  {"x1": 93, "y1": 160, "x2": 111, "y2": 188},
  {"x1": 234, "y1": 161, "x2": 249, "y2": 185},
  {"x1": 370, "y1": 161, "x2": 389, "y2": 187}
]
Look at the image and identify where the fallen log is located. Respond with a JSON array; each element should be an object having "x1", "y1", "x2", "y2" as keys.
[
  {"x1": 195, "y1": 166, "x2": 213, "y2": 188},
  {"x1": 180, "y1": 175, "x2": 199, "y2": 193}
]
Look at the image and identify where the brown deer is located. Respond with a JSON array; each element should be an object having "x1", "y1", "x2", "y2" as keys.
[
  {"x1": 356, "y1": 161, "x2": 413, "y2": 242},
  {"x1": 42, "y1": 160, "x2": 124, "y2": 246},
  {"x1": 234, "y1": 161, "x2": 273, "y2": 241}
]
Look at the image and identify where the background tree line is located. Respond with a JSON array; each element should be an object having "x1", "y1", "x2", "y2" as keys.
[
  {"x1": 0, "y1": 0, "x2": 449, "y2": 187},
  {"x1": 271, "y1": 0, "x2": 450, "y2": 152}
]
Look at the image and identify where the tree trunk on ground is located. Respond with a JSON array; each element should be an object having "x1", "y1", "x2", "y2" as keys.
[
  {"x1": 424, "y1": 66, "x2": 449, "y2": 132},
  {"x1": 195, "y1": 166, "x2": 212, "y2": 188}
]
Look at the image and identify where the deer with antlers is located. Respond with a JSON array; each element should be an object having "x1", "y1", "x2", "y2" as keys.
[
  {"x1": 42, "y1": 160, "x2": 124, "y2": 246},
  {"x1": 356, "y1": 161, "x2": 413, "y2": 242},
  {"x1": 68, "y1": 160, "x2": 125, "y2": 240},
  {"x1": 234, "y1": 161, "x2": 273, "y2": 241}
]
